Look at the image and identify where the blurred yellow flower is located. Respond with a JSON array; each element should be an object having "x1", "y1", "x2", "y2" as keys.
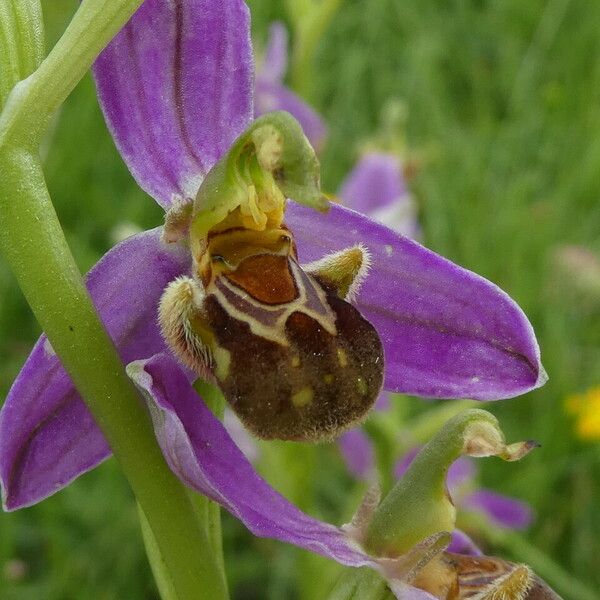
[{"x1": 565, "y1": 386, "x2": 600, "y2": 440}]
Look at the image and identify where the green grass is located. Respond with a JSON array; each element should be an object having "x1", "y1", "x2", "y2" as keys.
[{"x1": 1, "y1": 0, "x2": 600, "y2": 597}]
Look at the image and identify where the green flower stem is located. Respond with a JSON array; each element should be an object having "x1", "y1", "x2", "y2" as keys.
[
  {"x1": 0, "y1": 1, "x2": 228, "y2": 598},
  {"x1": 0, "y1": 136, "x2": 227, "y2": 600},
  {"x1": 192, "y1": 381, "x2": 228, "y2": 584},
  {"x1": 0, "y1": 0, "x2": 144, "y2": 147}
]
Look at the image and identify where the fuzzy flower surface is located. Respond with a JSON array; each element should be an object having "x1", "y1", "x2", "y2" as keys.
[{"x1": 0, "y1": 0, "x2": 546, "y2": 596}]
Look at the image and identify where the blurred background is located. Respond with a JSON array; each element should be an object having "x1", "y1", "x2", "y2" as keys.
[{"x1": 1, "y1": 0, "x2": 600, "y2": 598}]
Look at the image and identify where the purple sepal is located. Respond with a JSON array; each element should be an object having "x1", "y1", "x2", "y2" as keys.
[
  {"x1": 0, "y1": 229, "x2": 190, "y2": 510},
  {"x1": 255, "y1": 22, "x2": 326, "y2": 150},
  {"x1": 94, "y1": 0, "x2": 253, "y2": 208},
  {"x1": 288, "y1": 203, "x2": 546, "y2": 400},
  {"x1": 447, "y1": 530, "x2": 483, "y2": 556},
  {"x1": 463, "y1": 490, "x2": 533, "y2": 530},
  {"x1": 338, "y1": 428, "x2": 375, "y2": 481},
  {"x1": 128, "y1": 352, "x2": 374, "y2": 567}
]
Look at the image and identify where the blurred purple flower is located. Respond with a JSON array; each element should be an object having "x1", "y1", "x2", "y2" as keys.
[
  {"x1": 338, "y1": 428, "x2": 376, "y2": 481},
  {"x1": 395, "y1": 448, "x2": 533, "y2": 532},
  {"x1": 338, "y1": 152, "x2": 421, "y2": 239},
  {"x1": 0, "y1": 0, "x2": 544, "y2": 595},
  {"x1": 255, "y1": 22, "x2": 326, "y2": 151}
]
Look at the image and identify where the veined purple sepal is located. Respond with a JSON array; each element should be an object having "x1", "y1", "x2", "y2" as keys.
[
  {"x1": 93, "y1": 0, "x2": 253, "y2": 209},
  {"x1": 288, "y1": 203, "x2": 547, "y2": 401},
  {"x1": 0, "y1": 229, "x2": 190, "y2": 510}
]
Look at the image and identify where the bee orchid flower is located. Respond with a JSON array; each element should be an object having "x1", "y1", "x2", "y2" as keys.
[{"x1": 0, "y1": 1, "x2": 547, "y2": 595}]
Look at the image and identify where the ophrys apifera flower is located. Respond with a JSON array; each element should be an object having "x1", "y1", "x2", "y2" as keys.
[{"x1": 0, "y1": 7, "x2": 546, "y2": 595}]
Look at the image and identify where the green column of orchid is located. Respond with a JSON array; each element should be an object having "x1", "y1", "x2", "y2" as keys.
[
  {"x1": 364, "y1": 408, "x2": 537, "y2": 556},
  {"x1": 0, "y1": 2, "x2": 227, "y2": 599}
]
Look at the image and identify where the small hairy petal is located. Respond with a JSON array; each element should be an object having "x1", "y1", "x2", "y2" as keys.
[
  {"x1": 0, "y1": 229, "x2": 190, "y2": 510},
  {"x1": 94, "y1": 0, "x2": 253, "y2": 208},
  {"x1": 287, "y1": 203, "x2": 546, "y2": 400},
  {"x1": 463, "y1": 490, "x2": 533, "y2": 530}
]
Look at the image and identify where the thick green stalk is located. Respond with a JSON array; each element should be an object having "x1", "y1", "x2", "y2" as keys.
[
  {"x1": 0, "y1": 1, "x2": 228, "y2": 598},
  {"x1": 0, "y1": 131, "x2": 227, "y2": 600}
]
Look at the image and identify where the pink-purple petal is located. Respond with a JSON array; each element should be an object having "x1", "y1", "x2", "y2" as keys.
[
  {"x1": 287, "y1": 203, "x2": 546, "y2": 400},
  {"x1": 94, "y1": 0, "x2": 253, "y2": 208},
  {"x1": 463, "y1": 490, "x2": 533, "y2": 530},
  {"x1": 446, "y1": 457, "x2": 476, "y2": 495},
  {"x1": 0, "y1": 229, "x2": 190, "y2": 510},
  {"x1": 393, "y1": 447, "x2": 420, "y2": 480},
  {"x1": 338, "y1": 428, "x2": 375, "y2": 481}
]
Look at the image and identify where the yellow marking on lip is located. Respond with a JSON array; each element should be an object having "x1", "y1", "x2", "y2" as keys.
[
  {"x1": 356, "y1": 376, "x2": 368, "y2": 396},
  {"x1": 291, "y1": 355, "x2": 301, "y2": 368},
  {"x1": 213, "y1": 346, "x2": 231, "y2": 381},
  {"x1": 337, "y1": 348, "x2": 348, "y2": 368},
  {"x1": 292, "y1": 387, "x2": 314, "y2": 408}
]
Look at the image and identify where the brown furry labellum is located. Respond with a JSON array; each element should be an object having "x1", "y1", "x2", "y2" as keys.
[{"x1": 159, "y1": 224, "x2": 384, "y2": 442}]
